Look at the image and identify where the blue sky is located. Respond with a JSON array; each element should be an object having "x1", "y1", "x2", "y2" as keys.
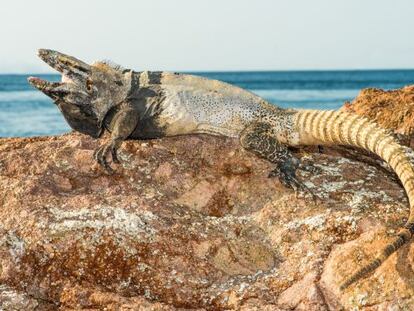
[{"x1": 0, "y1": 0, "x2": 413, "y2": 72}]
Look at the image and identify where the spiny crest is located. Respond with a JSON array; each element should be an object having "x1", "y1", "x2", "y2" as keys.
[{"x1": 93, "y1": 59, "x2": 126, "y2": 72}]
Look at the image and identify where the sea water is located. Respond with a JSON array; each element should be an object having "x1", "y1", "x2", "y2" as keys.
[{"x1": 0, "y1": 70, "x2": 413, "y2": 137}]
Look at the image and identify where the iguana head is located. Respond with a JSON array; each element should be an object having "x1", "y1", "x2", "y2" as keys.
[{"x1": 28, "y1": 49, "x2": 133, "y2": 137}]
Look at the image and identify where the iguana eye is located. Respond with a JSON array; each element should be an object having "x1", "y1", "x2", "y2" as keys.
[{"x1": 86, "y1": 79, "x2": 93, "y2": 92}]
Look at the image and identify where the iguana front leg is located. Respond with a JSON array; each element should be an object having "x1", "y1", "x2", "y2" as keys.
[
  {"x1": 94, "y1": 107, "x2": 139, "y2": 173},
  {"x1": 240, "y1": 122, "x2": 315, "y2": 199}
]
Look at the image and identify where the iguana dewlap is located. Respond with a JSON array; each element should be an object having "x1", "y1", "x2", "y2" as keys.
[{"x1": 28, "y1": 49, "x2": 414, "y2": 291}]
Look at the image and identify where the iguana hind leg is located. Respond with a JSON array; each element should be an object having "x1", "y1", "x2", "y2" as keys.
[
  {"x1": 94, "y1": 107, "x2": 139, "y2": 174},
  {"x1": 240, "y1": 122, "x2": 316, "y2": 199}
]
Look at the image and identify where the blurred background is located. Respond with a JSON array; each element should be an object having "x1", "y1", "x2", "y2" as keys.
[{"x1": 0, "y1": 0, "x2": 413, "y2": 137}]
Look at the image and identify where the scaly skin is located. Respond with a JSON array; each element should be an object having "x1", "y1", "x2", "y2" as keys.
[{"x1": 28, "y1": 49, "x2": 414, "y2": 290}]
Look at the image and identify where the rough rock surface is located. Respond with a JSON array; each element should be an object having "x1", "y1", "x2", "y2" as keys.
[
  {"x1": 343, "y1": 85, "x2": 414, "y2": 147},
  {"x1": 0, "y1": 87, "x2": 414, "y2": 310}
]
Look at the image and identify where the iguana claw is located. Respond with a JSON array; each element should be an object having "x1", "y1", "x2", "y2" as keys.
[
  {"x1": 93, "y1": 143, "x2": 118, "y2": 174},
  {"x1": 111, "y1": 148, "x2": 120, "y2": 164},
  {"x1": 299, "y1": 162, "x2": 322, "y2": 174},
  {"x1": 269, "y1": 166, "x2": 317, "y2": 201}
]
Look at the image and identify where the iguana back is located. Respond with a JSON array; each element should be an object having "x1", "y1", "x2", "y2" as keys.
[{"x1": 134, "y1": 71, "x2": 277, "y2": 138}]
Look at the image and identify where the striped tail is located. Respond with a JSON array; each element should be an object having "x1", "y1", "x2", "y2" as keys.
[{"x1": 294, "y1": 110, "x2": 414, "y2": 290}]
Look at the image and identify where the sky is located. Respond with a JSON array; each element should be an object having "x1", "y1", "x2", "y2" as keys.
[{"x1": 0, "y1": 0, "x2": 413, "y2": 73}]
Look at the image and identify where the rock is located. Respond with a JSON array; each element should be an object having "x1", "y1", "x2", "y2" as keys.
[
  {"x1": 277, "y1": 272, "x2": 327, "y2": 311},
  {"x1": 0, "y1": 285, "x2": 40, "y2": 310},
  {"x1": 0, "y1": 87, "x2": 414, "y2": 310},
  {"x1": 343, "y1": 85, "x2": 414, "y2": 147}
]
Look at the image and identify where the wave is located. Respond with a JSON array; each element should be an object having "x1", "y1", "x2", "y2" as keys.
[
  {"x1": 0, "y1": 113, "x2": 70, "y2": 137},
  {"x1": 0, "y1": 90, "x2": 50, "y2": 102}
]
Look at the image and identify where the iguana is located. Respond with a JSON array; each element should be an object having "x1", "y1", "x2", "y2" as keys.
[{"x1": 28, "y1": 49, "x2": 414, "y2": 290}]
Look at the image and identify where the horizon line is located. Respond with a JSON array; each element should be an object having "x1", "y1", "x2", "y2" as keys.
[{"x1": 1, "y1": 67, "x2": 414, "y2": 75}]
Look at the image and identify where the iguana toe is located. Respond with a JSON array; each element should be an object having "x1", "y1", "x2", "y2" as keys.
[
  {"x1": 299, "y1": 162, "x2": 322, "y2": 174},
  {"x1": 94, "y1": 144, "x2": 117, "y2": 174},
  {"x1": 269, "y1": 166, "x2": 317, "y2": 201},
  {"x1": 111, "y1": 148, "x2": 120, "y2": 164}
]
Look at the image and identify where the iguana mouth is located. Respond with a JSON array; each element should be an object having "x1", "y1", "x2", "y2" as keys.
[
  {"x1": 27, "y1": 76, "x2": 70, "y2": 101},
  {"x1": 61, "y1": 74, "x2": 74, "y2": 84},
  {"x1": 28, "y1": 49, "x2": 91, "y2": 101},
  {"x1": 28, "y1": 49, "x2": 103, "y2": 138}
]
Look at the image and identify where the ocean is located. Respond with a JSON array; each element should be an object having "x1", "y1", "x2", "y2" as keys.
[{"x1": 1, "y1": 70, "x2": 414, "y2": 137}]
